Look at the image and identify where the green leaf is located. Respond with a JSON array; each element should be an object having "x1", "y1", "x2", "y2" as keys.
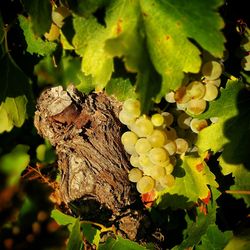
[
  {"x1": 99, "y1": 236, "x2": 147, "y2": 250},
  {"x1": 224, "y1": 233, "x2": 250, "y2": 250},
  {"x1": 22, "y1": 0, "x2": 52, "y2": 35},
  {"x1": 36, "y1": 141, "x2": 56, "y2": 164},
  {"x1": 196, "y1": 224, "x2": 233, "y2": 250},
  {"x1": 157, "y1": 156, "x2": 218, "y2": 203},
  {"x1": 81, "y1": 223, "x2": 101, "y2": 249},
  {"x1": 105, "y1": 78, "x2": 137, "y2": 101},
  {"x1": 71, "y1": 0, "x2": 225, "y2": 102},
  {"x1": 18, "y1": 15, "x2": 56, "y2": 56},
  {"x1": 0, "y1": 96, "x2": 28, "y2": 133},
  {"x1": 0, "y1": 144, "x2": 30, "y2": 186},
  {"x1": 219, "y1": 157, "x2": 250, "y2": 206},
  {"x1": 197, "y1": 80, "x2": 250, "y2": 170},
  {"x1": 66, "y1": 218, "x2": 83, "y2": 250},
  {"x1": 51, "y1": 209, "x2": 77, "y2": 231}
]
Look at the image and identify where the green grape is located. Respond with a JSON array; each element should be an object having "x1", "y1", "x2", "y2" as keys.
[
  {"x1": 119, "y1": 109, "x2": 136, "y2": 125},
  {"x1": 123, "y1": 98, "x2": 141, "y2": 118},
  {"x1": 177, "y1": 112, "x2": 192, "y2": 129},
  {"x1": 165, "y1": 163, "x2": 174, "y2": 174},
  {"x1": 165, "y1": 91, "x2": 176, "y2": 103},
  {"x1": 135, "y1": 138, "x2": 152, "y2": 154},
  {"x1": 164, "y1": 140, "x2": 177, "y2": 156},
  {"x1": 159, "y1": 174, "x2": 175, "y2": 188},
  {"x1": 201, "y1": 61, "x2": 223, "y2": 80},
  {"x1": 148, "y1": 129, "x2": 167, "y2": 147},
  {"x1": 187, "y1": 99, "x2": 207, "y2": 115},
  {"x1": 186, "y1": 81, "x2": 206, "y2": 99},
  {"x1": 121, "y1": 131, "x2": 138, "y2": 146},
  {"x1": 124, "y1": 144, "x2": 136, "y2": 155},
  {"x1": 151, "y1": 113, "x2": 164, "y2": 127},
  {"x1": 136, "y1": 176, "x2": 155, "y2": 194},
  {"x1": 128, "y1": 168, "x2": 143, "y2": 182},
  {"x1": 139, "y1": 154, "x2": 154, "y2": 168},
  {"x1": 175, "y1": 138, "x2": 189, "y2": 154},
  {"x1": 131, "y1": 116, "x2": 154, "y2": 137},
  {"x1": 149, "y1": 147, "x2": 169, "y2": 165},
  {"x1": 190, "y1": 118, "x2": 208, "y2": 133},
  {"x1": 174, "y1": 86, "x2": 191, "y2": 104},
  {"x1": 162, "y1": 112, "x2": 174, "y2": 126},
  {"x1": 203, "y1": 83, "x2": 218, "y2": 101},
  {"x1": 52, "y1": 6, "x2": 70, "y2": 28},
  {"x1": 149, "y1": 165, "x2": 166, "y2": 180},
  {"x1": 130, "y1": 154, "x2": 141, "y2": 168}
]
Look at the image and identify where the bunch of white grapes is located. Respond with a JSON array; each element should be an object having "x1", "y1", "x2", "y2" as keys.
[{"x1": 119, "y1": 99, "x2": 190, "y2": 194}]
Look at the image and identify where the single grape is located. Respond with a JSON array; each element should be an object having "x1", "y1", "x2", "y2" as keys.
[
  {"x1": 149, "y1": 165, "x2": 166, "y2": 180},
  {"x1": 175, "y1": 138, "x2": 189, "y2": 154},
  {"x1": 203, "y1": 78, "x2": 221, "y2": 87},
  {"x1": 187, "y1": 99, "x2": 207, "y2": 115},
  {"x1": 136, "y1": 176, "x2": 155, "y2": 194},
  {"x1": 119, "y1": 109, "x2": 136, "y2": 125},
  {"x1": 201, "y1": 61, "x2": 223, "y2": 80},
  {"x1": 128, "y1": 168, "x2": 143, "y2": 182},
  {"x1": 162, "y1": 112, "x2": 174, "y2": 126},
  {"x1": 121, "y1": 131, "x2": 138, "y2": 146},
  {"x1": 165, "y1": 163, "x2": 174, "y2": 174},
  {"x1": 149, "y1": 147, "x2": 169, "y2": 165},
  {"x1": 151, "y1": 113, "x2": 164, "y2": 127},
  {"x1": 130, "y1": 154, "x2": 141, "y2": 168},
  {"x1": 190, "y1": 118, "x2": 208, "y2": 133},
  {"x1": 159, "y1": 174, "x2": 175, "y2": 188},
  {"x1": 131, "y1": 116, "x2": 154, "y2": 137},
  {"x1": 203, "y1": 83, "x2": 219, "y2": 101},
  {"x1": 165, "y1": 91, "x2": 176, "y2": 103},
  {"x1": 186, "y1": 81, "x2": 206, "y2": 99},
  {"x1": 148, "y1": 129, "x2": 167, "y2": 147},
  {"x1": 123, "y1": 98, "x2": 141, "y2": 118},
  {"x1": 174, "y1": 86, "x2": 191, "y2": 104},
  {"x1": 164, "y1": 140, "x2": 177, "y2": 155},
  {"x1": 135, "y1": 138, "x2": 152, "y2": 154},
  {"x1": 177, "y1": 112, "x2": 192, "y2": 129},
  {"x1": 124, "y1": 144, "x2": 136, "y2": 155}
]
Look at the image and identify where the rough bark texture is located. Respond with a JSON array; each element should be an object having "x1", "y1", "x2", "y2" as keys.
[{"x1": 34, "y1": 85, "x2": 140, "y2": 239}]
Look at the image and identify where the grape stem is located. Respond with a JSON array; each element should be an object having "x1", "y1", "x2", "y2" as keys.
[
  {"x1": 80, "y1": 220, "x2": 116, "y2": 234},
  {"x1": 225, "y1": 190, "x2": 250, "y2": 195}
]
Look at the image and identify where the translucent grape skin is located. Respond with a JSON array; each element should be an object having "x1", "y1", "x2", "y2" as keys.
[
  {"x1": 123, "y1": 98, "x2": 141, "y2": 118},
  {"x1": 119, "y1": 109, "x2": 136, "y2": 126},
  {"x1": 130, "y1": 154, "x2": 141, "y2": 168},
  {"x1": 175, "y1": 138, "x2": 189, "y2": 154},
  {"x1": 174, "y1": 86, "x2": 191, "y2": 104},
  {"x1": 149, "y1": 165, "x2": 166, "y2": 180},
  {"x1": 164, "y1": 140, "x2": 177, "y2": 155},
  {"x1": 121, "y1": 131, "x2": 138, "y2": 146},
  {"x1": 159, "y1": 174, "x2": 175, "y2": 188},
  {"x1": 151, "y1": 113, "x2": 164, "y2": 127},
  {"x1": 203, "y1": 83, "x2": 219, "y2": 101},
  {"x1": 148, "y1": 129, "x2": 166, "y2": 147},
  {"x1": 136, "y1": 176, "x2": 155, "y2": 194},
  {"x1": 128, "y1": 168, "x2": 143, "y2": 182},
  {"x1": 135, "y1": 138, "x2": 152, "y2": 154},
  {"x1": 186, "y1": 81, "x2": 206, "y2": 99},
  {"x1": 131, "y1": 116, "x2": 154, "y2": 137},
  {"x1": 187, "y1": 99, "x2": 207, "y2": 115},
  {"x1": 149, "y1": 147, "x2": 169, "y2": 165},
  {"x1": 201, "y1": 61, "x2": 223, "y2": 80},
  {"x1": 165, "y1": 91, "x2": 176, "y2": 103},
  {"x1": 190, "y1": 118, "x2": 208, "y2": 133}
]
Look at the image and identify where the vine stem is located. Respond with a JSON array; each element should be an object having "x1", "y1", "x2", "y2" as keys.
[
  {"x1": 225, "y1": 190, "x2": 250, "y2": 195},
  {"x1": 80, "y1": 221, "x2": 116, "y2": 234}
]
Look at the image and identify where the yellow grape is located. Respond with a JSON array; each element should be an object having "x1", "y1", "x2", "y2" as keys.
[
  {"x1": 130, "y1": 154, "x2": 141, "y2": 168},
  {"x1": 159, "y1": 174, "x2": 175, "y2": 188},
  {"x1": 124, "y1": 144, "x2": 136, "y2": 155},
  {"x1": 164, "y1": 140, "x2": 177, "y2": 156},
  {"x1": 149, "y1": 147, "x2": 169, "y2": 165},
  {"x1": 203, "y1": 83, "x2": 219, "y2": 101},
  {"x1": 135, "y1": 138, "x2": 152, "y2": 154},
  {"x1": 121, "y1": 131, "x2": 138, "y2": 146},
  {"x1": 123, "y1": 98, "x2": 141, "y2": 118},
  {"x1": 201, "y1": 61, "x2": 223, "y2": 80},
  {"x1": 128, "y1": 168, "x2": 143, "y2": 182},
  {"x1": 186, "y1": 99, "x2": 207, "y2": 115},
  {"x1": 131, "y1": 116, "x2": 154, "y2": 137},
  {"x1": 119, "y1": 110, "x2": 136, "y2": 125},
  {"x1": 136, "y1": 176, "x2": 155, "y2": 194},
  {"x1": 175, "y1": 138, "x2": 189, "y2": 154},
  {"x1": 148, "y1": 129, "x2": 167, "y2": 147},
  {"x1": 190, "y1": 118, "x2": 208, "y2": 133},
  {"x1": 174, "y1": 86, "x2": 191, "y2": 104},
  {"x1": 149, "y1": 165, "x2": 166, "y2": 180},
  {"x1": 151, "y1": 113, "x2": 164, "y2": 127},
  {"x1": 165, "y1": 163, "x2": 174, "y2": 174},
  {"x1": 203, "y1": 78, "x2": 221, "y2": 87},
  {"x1": 165, "y1": 91, "x2": 176, "y2": 103},
  {"x1": 186, "y1": 81, "x2": 206, "y2": 99},
  {"x1": 139, "y1": 154, "x2": 154, "y2": 168}
]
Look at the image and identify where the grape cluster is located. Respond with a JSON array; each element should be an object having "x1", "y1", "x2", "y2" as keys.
[
  {"x1": 165, "y1": 60, "x2": 222, "y2": 116},
  {"x1": 119, "y1": 99, "x2": 189, "y2": 194}
]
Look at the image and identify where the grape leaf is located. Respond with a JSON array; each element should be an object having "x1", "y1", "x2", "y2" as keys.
[
  {"x1": 22, "y1": 0, "x2": 52, "y2": 35},
  {"x1": 71, "y1": 0, "x2": 225, "y2": 104},
  {"x1": 51, "y1": 209, "x2": 77, "y2": 231},
  {"x1": 99, "y1": 236, "x2": 147, "y2": 250},
  {"x1": 0, "y1": 144, "x2": 30, "y2": 186},
  {"x1": 224, "y1": 233, "x2": 250, "y2": 250},
  {"x1": 81, "y1": 223, "x2": 101, "y2": 249},
  {"x1": 196, "y1": 224, "x2": 233, "y2": 250},
  {"x1": 196, "y1": 80, "x2": 250, "y2": 170},
  {"x1": 157, "y1": 156, "x2": 218, "y2": 203},
  {"x1": 66, "y1": 219, "x2": 83, "y2": 250},
  {"x1": 105, "y1": 78, "x2": 137, "y2": 101},
  {"x1": 18, "y1": 15, "x2": 56, "y2": 56},
  {"x1": 219, "y1": 157, "x2": 250, "y2": 206}
]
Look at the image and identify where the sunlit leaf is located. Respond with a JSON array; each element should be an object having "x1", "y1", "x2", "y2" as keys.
[
  {"x1": 51, "y1": 209, "x2": 77, "y2": 231},
  {"x1": 66, "y1": 218, "x2": 83, "y2": 250},
  {"x1": 81, "y1": 223, "x2": 101, "y2": 249}
]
